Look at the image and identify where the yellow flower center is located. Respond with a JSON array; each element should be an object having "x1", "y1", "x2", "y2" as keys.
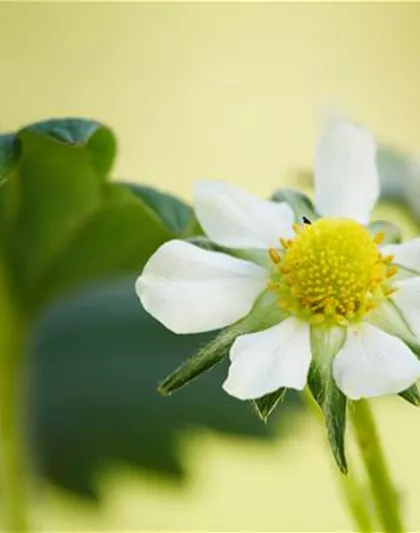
[{"x1": 268, "y1": 218, "x2": 398, "y2": 326}]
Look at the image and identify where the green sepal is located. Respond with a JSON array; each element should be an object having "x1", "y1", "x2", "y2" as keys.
[
  {"x1": 252, "y1": 388, "x2": 287, "y2": 423},
  {"x1": 271, "y1": 189, "x2": 319, "y2": 223},
  {"x1": 158, "y1": 323, "x2": 242, "y2": 395},
  {"x1": 186, "y1": 236, "x2": 271, "y2": 269},
  {"x1": 368, "y1": 299, "x2": 420, "y2": 349},
  {"x1": 159, "y1": 290, "x2": 287, "y2": 395},
  {"x1": 308, "y1": 326, "x2": 348, "y2": 473},
  {"x1": 368, "y1": 220, "x2": 402, "y2": 245},
  {"x1": 399, "y1": 384, "x2": 420, "y2": 407},
  {"x1": 185, "y1": 236, "x2": 226, "y2": 253}
]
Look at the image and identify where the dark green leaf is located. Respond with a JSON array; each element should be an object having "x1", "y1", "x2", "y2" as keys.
[
  {"x1": 24, "y1": 118, "x2": 117, "y2": 177},
  {"x1": 399, "y1": 384, "x2": 420, "y2": 406},
  {"x1": 32, "y1": 278, "x2": 286, "y2": 497},
  {"x1": 0, "y1": 118, "x2": 116, "y2": 184},
  {"x1": 252, "y1": 388, "x2": 287, "y2": 422},
  {"x1": 368, "y1": 220, "x2": 402, "y2": 245},
  {"x1": 24, "y1": 118, "x2": 102, "y2": 146},
  {"x1": 126, "y1": 183, "x2": 194, "y2": 236},
  {"x1": 271, "y1": 189, "x2": 318, "y2": 223}
]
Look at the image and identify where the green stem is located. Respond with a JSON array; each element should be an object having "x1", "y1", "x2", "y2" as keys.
[
  {"x1": 350, "y1": 399, "x2": 404, "y2": 533},
  {"x1": 0, "y1": 265, "x2": 29, "y2": 532},
  {"x1": 304, "y1": 389, "x2": 373, "y2": 533}
]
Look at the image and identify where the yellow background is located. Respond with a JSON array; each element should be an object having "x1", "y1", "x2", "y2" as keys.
[{"x1": 1, "y1": 2, "x2": 420, "y2": 530}]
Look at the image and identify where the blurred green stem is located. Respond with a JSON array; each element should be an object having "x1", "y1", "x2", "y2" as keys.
[
  {"x1": 350, "y1": 400, "x2": 404, "y2": 533},
  {"x1": 0, "y1": 262, "x2": 28, "y2": 532}
]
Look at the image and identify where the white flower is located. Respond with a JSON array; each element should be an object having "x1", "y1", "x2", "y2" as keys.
[{"x1": 136, "y1": 119, "x2": 420, "y2": 401}]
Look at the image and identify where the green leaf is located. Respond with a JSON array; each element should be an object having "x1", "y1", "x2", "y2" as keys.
[
  {"x1": 9, "y1": 130, "x2": 104, "y2": 296},
  {"x1": 0, "y1": 122, "x2": 174, "y2": 311},
  {"x1": 0, "y1": 134, "x2": 20, "y2": 182},
  {"x1": 82, "y1": 125, "x2": 117, "y2": 176},
  {"x1": 308, "y1": 326, "x2": 348, "y2": 473},
  {"x1": 271, "y1": 189, "x2": 318, "y2": 223},
  {"x1": 24, "y1": 118, "x2": 102, "y2": 145},
  {"x1": 25, "y1": 119, "x2": 117, "y2": 174},
  {"x1": 126, "y1": 184, "x2": 194, "y2": 236},
  {"x1": 0, "y1": 118, "x2": 117, "y2": 182},
  {"x1": 368, "y1": 220, "x2": 402, "y2": 245},
  {"x1": 29, "y1": 189, "x2": 172, "y2": 308},
  {"x1": 252, "y1": 388, "x2": 287, "y2": 422},
  {"x1": 399, "y1": 384, "x2": 420, "y2": 407}
]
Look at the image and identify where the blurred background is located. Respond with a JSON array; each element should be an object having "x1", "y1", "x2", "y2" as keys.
[{"x1": 2, "y1": 2, "x2": 420, "y2": 530}]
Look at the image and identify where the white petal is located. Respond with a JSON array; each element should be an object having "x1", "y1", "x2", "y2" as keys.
[
  {"x1": 314, "y1": 118, "x2": 379, "y2": 224},
  {"x1": 222, "y1": 317, "x2": 311, "y2": 400},
  {"x1": 381, "y1": 239, "x2": 420, "y2": 274},
  {"x1": 391, "y1": 277, "x2": 420, "y2": 337},
  {"x1": 333, "y1": 323, "x2": 420, "y2": 399},
  {"x1": 136, "y1": 240, "x2": 267, "y2": 334},
  {"x1": 194, "y1": 180, "x2": 295, "y2": 249}
]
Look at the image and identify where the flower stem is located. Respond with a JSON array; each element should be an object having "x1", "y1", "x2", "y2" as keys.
[
  {"x1": 350, "y1": 399, "x2": 404, "y2": 533},
  {"x1": 0, "y1": 263, "x2": 29, "y2": 532}
]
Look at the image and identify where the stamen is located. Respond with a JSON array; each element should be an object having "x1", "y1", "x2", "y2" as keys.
[
  {"x1": 267, "y1": 217, "x2": 397, "y2": 326},
  {"x1": 386, "y1": 266, "x2": 398, "y2": 278},
  {"x1": 268, "y1": 248, "x2": 281, "y2": 264},
  {"x1": 374, "y1": 232, "x2": 385, "y2": 245},
  {"x1": 384, "y1": 287, "x2": 398, "y2": 297},
  {"x1": 279, "y1": 237, "x2": 290, "y2": 249}
]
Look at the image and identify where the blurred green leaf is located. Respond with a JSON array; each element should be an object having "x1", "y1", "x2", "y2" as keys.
[
  {"x1": 0, "y1": 134, "x2": 19, "y2": 182},
  {"x1": 8, "y1": 130, "x2": 103, "y2": 296},
  {"x1": 31, "y1": 278, "x2": 300, "y2": 498},
  {"x1": 377, "y1": 147, "x2": 411, "y2": 203},
  {"x1": 0, "y1": 119, "x2": 180, "y2": 311},
  {"x1": 29, "y1": 191, "x2": 172, "y2": 308},
  {"x1": 252, "y1": 388, "x2": 287, "y2": 423},
  {"x1": 127, "y1": 184, "x2": 194, "y2": 236}
]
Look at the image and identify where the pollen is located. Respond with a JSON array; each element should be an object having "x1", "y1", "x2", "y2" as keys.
[{"x1": 268, "y1": 218, "x2": 398, "y2": 326}]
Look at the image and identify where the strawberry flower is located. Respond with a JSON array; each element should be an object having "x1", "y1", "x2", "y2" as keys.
[{"x1": 136, "y1": 119, "x2": 420, "y2": 402}]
